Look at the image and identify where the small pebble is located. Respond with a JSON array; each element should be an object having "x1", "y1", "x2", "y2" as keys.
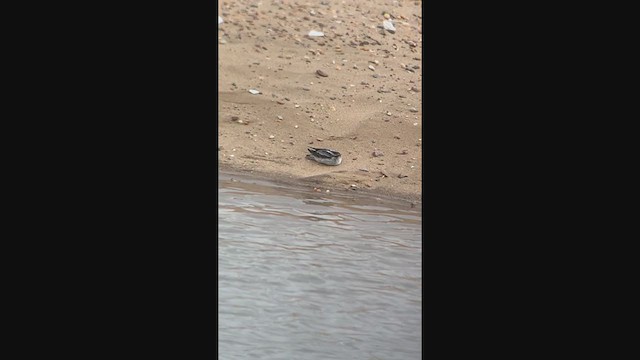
[
  {"x1": 383, "y1": 20, "x2": 396, "y2": 33},
  {"x1": 316, "y1": 69, "x2": 329, "y2": 77},
  {"x1": 269, "y1": 135, "x2": 275, "y2": 139},
  {"x1": 277, "y1": 115, "x2": 283, "y2": 120}
]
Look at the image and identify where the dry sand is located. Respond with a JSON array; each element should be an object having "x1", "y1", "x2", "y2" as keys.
[{"x1": 218, "y1": 0, "x2": 422, "y2": 203}]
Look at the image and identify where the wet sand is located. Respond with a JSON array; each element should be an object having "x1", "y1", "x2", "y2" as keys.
[{"x1": 218, "y1": 0, "x2": 422, "y2": 203}]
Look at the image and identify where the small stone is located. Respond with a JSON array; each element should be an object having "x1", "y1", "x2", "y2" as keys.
[
  {"x1": 248, "y1": 89, "x2": 261, "y2": 95},
  {"x1": 368, "y1": 64, "x2": 376, "y2": 71},
  {"x1": 277, "y1": 115, "x2": 283, "y2": 120},
  {"x1": 231, "y1": 116, "x2": 239, "y2": 121},
  {"x1": 316, "y1": 69, "x2": 329, "y2": 77},
  {"x1": 409, "y1": 107, "x2": 419, "y2": 113},
  {"x1": 383, "y1": 20, "x2": 396, "y2": 33},
  {"x1": 372, "y1": 150, "x2": 384, "y2": 157},
  {"x1": 308, "y1": 30, "x2": 325, "y2": 37},
  {"x1": 269, "y1": 135, "x2": 275, "y2": 139}
]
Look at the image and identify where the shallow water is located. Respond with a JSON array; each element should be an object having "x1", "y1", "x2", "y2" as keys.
[{"x1": 219, "y1": 172, "x2": 422, "y2": 360}]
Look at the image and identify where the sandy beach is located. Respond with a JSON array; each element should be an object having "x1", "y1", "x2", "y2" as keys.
[{"x1": 218, "y1": 0, "x2": 422, "y2": 203}]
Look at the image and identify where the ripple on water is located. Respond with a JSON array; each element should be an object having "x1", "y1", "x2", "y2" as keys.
[{"x1": 219, "y1": 172, "x2": 422, "y2": 360}]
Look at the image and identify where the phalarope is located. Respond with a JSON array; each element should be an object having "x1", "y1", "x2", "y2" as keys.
[{"x1": 306, "y1": 147, "x2": 342, "y2": 166}]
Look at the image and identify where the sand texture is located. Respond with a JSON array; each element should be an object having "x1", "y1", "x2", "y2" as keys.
[{"x1": 218, "y1": 0, "x2": 422, "y2": 202}]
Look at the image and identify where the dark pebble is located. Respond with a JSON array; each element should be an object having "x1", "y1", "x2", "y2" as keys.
[{"x1": 316, "y1": 70, "x2": 329, "y2": 77}]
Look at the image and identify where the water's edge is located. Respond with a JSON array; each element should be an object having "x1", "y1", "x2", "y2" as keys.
[{"x1": 219, "y1": 169, "x2": 422, "y2": 211}]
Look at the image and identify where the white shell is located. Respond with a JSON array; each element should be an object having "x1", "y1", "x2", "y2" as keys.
[
  {"x1": 308, "y1": 30, "x2": 325, "y2": 37},
  {"x1": 383, "y1": 20, "x2": 396, "y2": 33},
  {"x1": 248, "y1": 89, "x2": 260, "y2": 95},
  {"x1": 218, "y1": 16, "x2": 223, "y2": 25}
]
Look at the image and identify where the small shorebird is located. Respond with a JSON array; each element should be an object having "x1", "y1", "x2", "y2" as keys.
[{"x1": 307, "y1": 147, "x2": 342, "y2": 166}]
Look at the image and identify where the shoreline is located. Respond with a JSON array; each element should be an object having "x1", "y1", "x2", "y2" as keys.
[{"x1": 219, "y1": 163, "x2": 422, "y2": 205}]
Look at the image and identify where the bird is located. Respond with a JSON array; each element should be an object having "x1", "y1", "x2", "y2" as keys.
[{"x1": 306, "y1": 147, "x2": 342, "y2": 166}]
